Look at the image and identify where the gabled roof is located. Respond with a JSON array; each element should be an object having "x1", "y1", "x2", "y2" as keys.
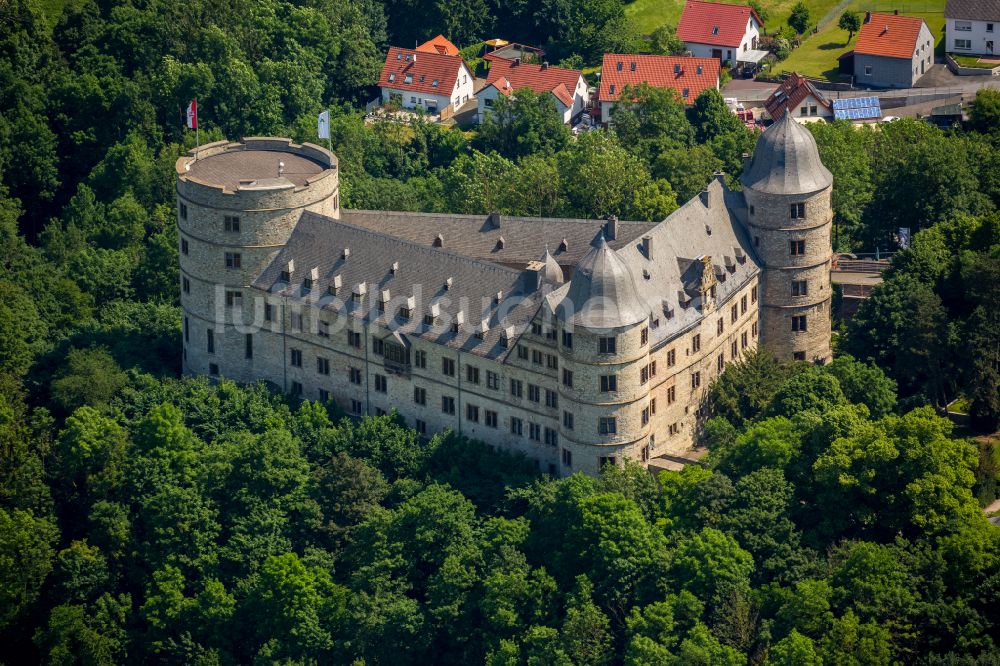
[
  {"x1": 485, "y1": 59, "x2": 584, "y2": 107},
  {"x1": 598, "y1": 54, "x2": 719, "y2": 105},
  {"x1": 416, "y1": 34, "x2": 461, "y2": 56},
  {"x1": 945, "y1": 0, "x2": 1000, "y2": 22},
  {"x1": 764, "y1": 72, "x2": 831, "y2": 120},
  {"x1": 855, "y1": 13, "x2": 928, "y2": 59},
  {"x1": 484, "y1": 43, "x2": 545, "y2": 64},
  {"x1": 677, "y1": 0, "x2": 763, "y2": 47},
  {"x1": 379, "y1": 47, "x2": 467, "y2": 95}
]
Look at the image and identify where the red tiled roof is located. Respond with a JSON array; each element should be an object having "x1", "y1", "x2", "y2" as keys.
[
  {"x1": 486, "y1": 59, "x2": 583, "y2": 105},
  {"x1": 677, "y1": 0, "x2": 763, "y2": 48},
  {"x1": 764, "y1": 72, "x2": 831, "y2": 120},
  {"x1": 598, "y1": 54, "x2": 719, "y2": 105},
  {"x1": 416, "y1": 34, "x2": 460, "y2": 56},
  {"x1": 855, "y1": 13, "x2": 927, "y2": 59},
  {"x1": 379, "y1": 47, "x2": 467, "y2": 96}
]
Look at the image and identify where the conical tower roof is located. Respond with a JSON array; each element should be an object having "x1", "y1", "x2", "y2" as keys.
[
  {"x1": 740, "y1": 111, "x2": 833, "y2": 195},
  {"x1": 539, "y1": 245, "x2": 565, "y2": 285},
  {"x1": 557, "y1": 235, "x2": 647, "y2": 328}
]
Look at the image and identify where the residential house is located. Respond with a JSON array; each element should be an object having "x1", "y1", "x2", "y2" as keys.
[
  {"x1": 598, "y1": 54, "x2": 720, "y2": 125},
  {"x1": 853, "y1": 12, "x2": 934, "y2": 88},
  {"x1": 478, "y1": 59, "x2": 589, "y2": 124},
  {"x1": 378, "y1": 47, "x2": 475, "y2": 115},
  {"x1": 764, "y1": 72, "x2": 833, "y2": 122},
  {"x1": 945, "y1": 0, "x2": 998, "y2": 56},
  {"x1": 415, "y1": 34, "x2": 461, "y2": 56},
  {"x1": 676, "y1": 0, "x2": 764, "y2": 65}
]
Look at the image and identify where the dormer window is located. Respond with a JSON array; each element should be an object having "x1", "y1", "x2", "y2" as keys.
[
  {"x1": 399, "y1": 307, "x2": 411, "y2": 321},
  {"x1": 432, "y1": 79, "x2": 439, "y2": 87},
  {"x1": 609, "y1": 84, "x2": 616, "y2": 95},
  {"x1": 302, "y1": 277, "x2": 313, "y2": 292},
  {"x1": 674, "y1": 64, "x2": 681, "y2": 74},
  {"x1": 683, "y1": 88, "x2": 689, "y2": 98},
  {"x1": 712, "y1": 25, "x2": 720, "y2": 35},
  {"x1": 419, "y1": 75, "x2": 425, "y2": 82},
  {"x1": 388, "y1": 73, "x2": 396, "y2": 82},
  {"x1": 697, "y1": 65, "x2": 703, "y2": 74},
  {"x1": 280, "y1": 270, "x2": 291, "y2": 282},
  {"x1": 616, "y1": 61, "x2": 623, "y2": 71},
  {"x1": 396, "y1": 53, "x2": 402, "y2": 60},
  {"x1": 404, "y1": 74, "x2": 413, "y2": 84},
  {"x1": 630, "y1": 62, "x2": 636, "y2": 71}
]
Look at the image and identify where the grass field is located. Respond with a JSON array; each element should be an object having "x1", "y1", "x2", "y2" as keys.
[
  {"x1": 37, "y1": 0, "x2": 84, "y2": 30},
  {"x1": 625, "y1": 0, "x2": 847, "y2": 36},
  {"x1": 776, "y1": 0, "x2": 946, "y2": 80}
]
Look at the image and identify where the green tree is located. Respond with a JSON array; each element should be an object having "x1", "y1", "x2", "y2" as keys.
[
  {"x1": 476, "y1": 88, "x2": 572, "y2": 160},
  {"x1": 558, "y1": 131, "x2": 654, "y2": 219},
  {"x1": 789, "y1": 2, "x2": 810, "y2": 33},
  {"x1": 969, "y1": 88, "x2": 1000, "y2": 135},
  {"x1": 825, "y1": 355, "x2": 896, "y2": 418},
  {"x1": 669, "y1": 527, "x2": 754, "y2": 607},
  {"x1": 649, "y1": 23, "x2": 684, "y2": 55},
  {"x1": 770, "y1": 629, "x2": 821, "y2": 665},
  {"x1": 838, "y1": 11, "x2": 861, "y2": 41},
  {"x1": 766, "y1": 366, "x2": 847, "y2": 419},
  {"x1": 561, "y1": 576, "x2": 612, "y2": 666},
  {"x1": 0, "y1": 508, "x2": 59, "y2": 629}
]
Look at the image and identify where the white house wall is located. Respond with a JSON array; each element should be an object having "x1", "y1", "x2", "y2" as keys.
[{"x1": 946, "y1": 17, "x2": 997, "y2": 55}]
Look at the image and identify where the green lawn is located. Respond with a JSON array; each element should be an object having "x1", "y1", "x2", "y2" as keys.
[
  {"x1": 625, "y1": 0, "x2": 846, "y2": 36},
  {"x1": 950, "y1": 53, "x2": 997, "y2": 68},
  {"x1": 37, "y1": 0, "x2": 84, "y2": 31},
  {"x1": 777, "y1": 0, "x2": 946, "y2": 80}
]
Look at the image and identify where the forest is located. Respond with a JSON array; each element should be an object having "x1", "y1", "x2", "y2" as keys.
[{"x1": 1, "y1": 0, "x2": 999, "y2": 663}]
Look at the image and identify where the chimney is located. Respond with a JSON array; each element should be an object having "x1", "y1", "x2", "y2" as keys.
[
  {"x1": 390, "y1": 261, "x2": 399, "y2": 274},
  {"x1": 342, "y1": 248, "x2": 350, "y2": 259},
  {"x1": 605, "y1": 215, "x2": 619, "y2": 241},
  {"x1": 700, "y1": 189, "x2": 711, "y2": 208},
  {"x1": 434, "y1": 233, "x2": 444, "y2": 247},
  {"x1": 642, "y1": 235, "x2": 653, "y2": 259},
  {"x1": 864, "y1": 10, "x2": 872, "y2": 23},
  {"x1": 486, "y1": 210, "x2": 501, "y2": 229},
  {"x1": 893, "y1": 9, "x2": 898, "y2": 14},
  {"x1": 741, "y1": 152, "x2": 751, "y2": 171},
  {"x1": 541, "y1": 61, "x2": 549, "y2": 69},
  {"x1": 522, "y1": 261, "x2": 545, "y2": 292}
]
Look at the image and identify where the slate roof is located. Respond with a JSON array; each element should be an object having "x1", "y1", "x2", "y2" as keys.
[
  {"x1": 416, "y1": 34, "x2": 460, "y2": 56},
  {"x1": 740, "y1": 112, "x2": 833, "y2": 195},
  {"x1": 765, "y1": 72, "x2": 831, "y2": 120},
  {"x1": 484, "y1": 43, "x2": 545, "y2": 64},
  {"x1": 485, "y1": 59, "x2": 583, "y2": 107},
  {"x1": 855, "y1": 13, "x2": 927, "y2": 59},
  {"x1": 544, "y1": 177, "x2": 760, "y2": 346},
  {"x1": 945, "y1": 0, "x2": 1000, "y2": 22},
  {"x1": 338, "y1": 209, "x2": 657, "y2": 269},
  {"x1": 676, "y1": 0, "x2": 763, "y2": 47},
  {"x1": 558, "y1": 236, "x2": 648, "y2": 328},
  {"x1": 185, "y1": 149, "x2": 326, "y2": 191},
  {"x1": 379, "y1": 47, "x2": 468, "y2": 95},
  {"x1": 598, "y1": 54, "x2": 720, "y2": 105},
  {"x1": 255, "y1": 213, "x2": 546, "y2": 361}
]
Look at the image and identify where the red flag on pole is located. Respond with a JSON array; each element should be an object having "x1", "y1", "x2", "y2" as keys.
[{"x1": 186, "y1": 100, "x2": 198, "y2": 129}]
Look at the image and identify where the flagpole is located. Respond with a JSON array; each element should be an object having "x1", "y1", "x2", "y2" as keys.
[
  {"x1": 195, "y1": 98, "x2": 199, "y2": 161},
  {"x1": 326, "y1": 108, "x2": 332, "y2": 153}
]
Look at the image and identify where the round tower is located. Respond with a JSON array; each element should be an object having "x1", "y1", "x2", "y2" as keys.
[
  {"x1": 556, "y1": 236, "x2": 652, "y2": 475},
  {"x1": 176, "y1": 137, "x2": 340, "y2": 381},
  {"x1": 740, "y1": 114, "x2": 833, "y2": 364}
]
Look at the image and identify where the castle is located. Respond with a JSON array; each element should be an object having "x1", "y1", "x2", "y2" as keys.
[{"x1": 176, "y1": 114, "x2": 833, "y2": 476}]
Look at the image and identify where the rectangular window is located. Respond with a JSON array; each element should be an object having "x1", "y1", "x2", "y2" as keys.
[
  {"x1": 691, "y1": 371, "x2": 701, "y2": 389},
  {"x1": 752, "y1": 321, "x2": 759, "y2": 338},
  {"x1": 485, "y1": 410, "x2": 498, "y2": 428},
  {"x1": 351, "y1": 399, "x2": 363, "y2": 415},
  {"x1": 545, "y1": 389, "x2": 558, "y2": 409},
  {"x1": 792, "y1": 280, "x2": 808, "y2": 296},
  {"x1": 800, "y1": 105, "x2": 808, "y2": 117},
  {"x1": 466, "y1": 365, "x2": 480, "y2": 384},
  {"x1": 598, "y1": 417, "x2": 617, "y2": 435},
  {"x1": 954, "y1": 38, "x2": 972, "y2": 49},
  {"x1": 717, "y1": 319, "x2": 724, "y2": 335},
  {"x1": 641, "y1": 365, "x2": 650, "y2": 385},
  {"x1": 511, "y1": 417, "x2": 523, "y2": 436},
  {"x1": 562, "y1": 369, "x2": 574, "y2": 388},
  {"x1": 318, "y1": 320, "x2": 329, "y2": 338},
  {"x1": 264, "y1": 303, "x2": 274, "y2": 322},
  {"x1": 374, "y1": 374, "x2": 387, "y2": 393},
  {"x1": 317, "y1": 357, "x2": 330, "y2": 375},
  {"x1": 415, "y1": 419, "x2": 427, "y2": 435},
  {"x1": 517, "y1": 345, "x2": 529, "y2": 360},
  {"x1": 640, "y1": 327, "x2": 648, "y2": 345},
  {"x1": 486, "y1": 370, "x2": 500, "y2": 390},
  {"x1": 669, "y1": 423, "x2": 679, "y2": 436},
  {"x1": 741, "y1": 294, "x2": 748, "y2": 314},
  {"x1": 667, "y1": 385, "x2": 676, "y2": 404},
  {"x1": 790, "y1": 240, "x2": 805, "y2": 256},
  {"x1": 790, "y1": 203, "x2": 806, "y2": 219},
  {"x1": 209, "y1": 362, "x2": 219, "y2": 376},
  {"x1": 732, "y1": 340, "x2": 738, "y2": 358},
  {"x1": 546, "y1": 354, "x2": 558, "y2": 370},
  {"x1": 414, "y1": 386, "x2": 426, "y2": 405},
  {"x1": 224, "y1": 252, "x2": 241, "y2": 269},
  {"x1": 510, "y1": 379, "x2": 523, "y2": 398},
  {"x1": 544, "y1": 428, "x2": 558, "y2": 446},
  {"x1": 731, "y1": 304, "x2": 738, "y2": 323},
  {"x1": 290, "y1": 381, "x2": 302, "y2": 396},
  {"x1": 207, "y1": 328, "x2": 215, "y2": 354},
  {"x1": 414, "y1": 350, "x2": 427, "y2": 368},
  {"x1": 318, "y1": 389, "x2": 329, "y2": 402},
  {"x1": 290, "y1": 348, "x2": 302, "y2": 367},
  {"x1": 224, "y1": 290, "x2": 242, "y2": 307},
  {"x1": 182, "y1": 276, "x2": 190, "y2": 294},
  {"x1": 529, "y1": 423, "x2": 541, "y2": 441},
  {"x1": 441, "y1": 396, "x2": 456, "y2": 415},
  {"x1": 667, "y1": 349, "x2": 676, "y2": 367},
  {"x1": 349, "y1": 367, "x2": 362, "y2": 385},
  {"x1": 562, "y1": 330, "x2": 573, "y2": 349},
  {"x1": 184, "y1": 317, "x2": 189, "y2": 343},
  {"x1": 532, "y1": 349, "x2": 543, "y2": 365},
  {"x1": 955, "y1": 20, "x2": 972, "y2": 31},
  {"x1": 717, "y1": 353, "x2": 724, "y2": 372},
  {"x1": 181, "y1": 238, "x2": 189, "y2": 255},
  {"x1": 563, "y1": 411, "x2": 574, "y2": 429},
  {"x1": 347, "y1": 331, "x2": 361, "y2": 348},
  {"x1": 794, "y1": 351, "x2": 807, "y2": 361},
  {"x1": 466, "y1": 404, "x2": 479, "y2": 423},
  {"x1": 692, "y1": 334, "x2": 701, "y2": 352},
  {"x1": 751, "y1": 286, "x2": 758, "y2": 303},
  {"x1": 600, "y1": 375, "x2": 617, "y2": 392},
  {"x1": 179, "y1": 203, "x2": 187, "y2": 220},
  {"x1": 599, "y1": 336, "x2": 617, "y2": 354},
  {"x1": 742, "y1": 330, "x2": 748, "y2": 349},
  {"x1": 442, "y1": 357, "x2": 455, "y2": 377},
  {"x1": 864, "y1": 65, "x2": 873, "y2": 76},
  {"x1": 532, "y1": 322, "x2": 543, "y2": 336},
  {"x1": 528, "y1": 384, "x2": 540, "y2": 403},
  {"x1": 642, "y1": 405, "x2": 650, "y2": 425},
  {"x1": 224, "y1": 215, "x2": 240, "y2": 232},
  {"x1": 245, "y1": 333, "x2": 253, "y2": 359},
  {"x1": 792, "y1": 315, "x2": 808, "y2": 332},
  {"x1": 562, "y1": 448, "x2": 573, "y2": 467}
]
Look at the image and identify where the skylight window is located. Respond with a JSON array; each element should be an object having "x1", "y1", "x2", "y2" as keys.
[
  {"x1": 419, "y1": 74, "x2": 425, "y2": 82},
  {"x1": 712, "y1": 25, "x2": 720, "y2": 35},
  {"x1": 630, "y1": 62, "x2": 636, "y2": 71},
  {"x1": 388, "y1": 73, "x2": 395, "y2": 82},
  {"x1": 396, "y1": 53, "x2": 402, "y2": 60},
  {"x1": 697, "y1": 65, "x2": 703, "y2": 74},
  {"x1": 616, "y1": 61, "x2": 623, "y2": 71},
  {"x1": 674, "y1": 64, "x2": 681, "y2": 73},
  {"x1": 432, "y1": 79, "x2": 439, "y2": 87},
  {"x1": 610, "y1": 84, "x2": 615, "y2": 94},
  {"x1": 683, "y1": 88, "x2": 690, "y2": 97},
  {"x1": 404, "y1": 74, "x2": 413, "y2": 84}
]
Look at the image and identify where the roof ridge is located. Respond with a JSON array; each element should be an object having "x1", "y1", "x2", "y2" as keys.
[{"x1": 342, "y1": 208, "x2": 653, "y2": 226}]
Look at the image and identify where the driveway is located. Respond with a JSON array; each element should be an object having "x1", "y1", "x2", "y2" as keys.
[{"x1": 915, "y1": 63, "x2": 996, "y2": 88}]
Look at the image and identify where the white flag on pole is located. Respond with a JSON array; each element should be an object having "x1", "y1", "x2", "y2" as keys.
[{"x1": 317, "y1": 110, "x2": 330, "y2": 139}]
